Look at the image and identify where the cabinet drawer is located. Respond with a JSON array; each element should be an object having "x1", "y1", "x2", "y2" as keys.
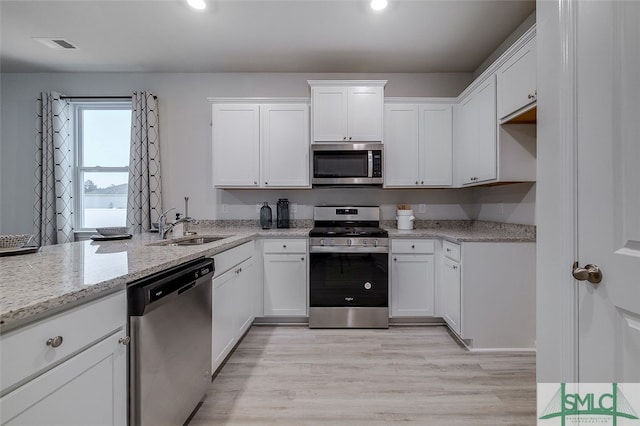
[
  {"x1": 0, "y1": 291, "x2": 126, "y2": 394},
  {"x1": 391, "y1": 239, "x2": 434, "y2": 254},
  {"x1": 443, "y1": 240, "x2": 461, "y2": 262},
  {"x1": 263, "y1": 239, "x2": 307, "y2": 254},
  {"x1": 213, "y1": 241, "x2": 255, "y2": 278}
]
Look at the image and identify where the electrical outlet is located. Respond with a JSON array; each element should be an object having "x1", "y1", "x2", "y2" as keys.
[
  {"x1": 419, "y1": 204, "x2": 426, "y2": 214},
  {"x1": 256, "y1": 204, "x2": 261, "y2": 214},
  {"x1": 498, "y1": 202, "x2": 504, "y2": 215},
  {"x1": 222, "y1": 203, "x2": 229, "y2": 213}
]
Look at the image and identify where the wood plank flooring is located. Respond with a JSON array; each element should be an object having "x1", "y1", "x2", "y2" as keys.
[{"x1": 189, "y1": 325, "x2": 536, "y2": 425}]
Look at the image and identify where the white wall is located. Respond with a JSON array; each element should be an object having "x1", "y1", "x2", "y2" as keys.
[
  {"x1": 1, "y1": 71, "x2": 536, "y2": 233},
  {"x1": 1, "y1": 72, "x2": 476, "y2": 233}
]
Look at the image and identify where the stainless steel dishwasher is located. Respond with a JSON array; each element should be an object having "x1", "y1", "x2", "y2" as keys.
[{"x1": 127, "y1": 257, "x2": 214, "y2": 426}]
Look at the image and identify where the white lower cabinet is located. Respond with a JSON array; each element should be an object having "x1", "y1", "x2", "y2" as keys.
[
  {"x1": 441, "y1": 241, "x2": 536, "y2": 350},
  {"x1": 0, "y1": 292, "x2": 127, "y2": 426},
  {"x1": 390, "y1": 239, "x2": 435, "y2": 317},
  {"x1": 263, "y1": 239, "x2": 308, "y2": 317},
  {"x1": 212, "y1": 241, "x2": 256, "y2": 373}
]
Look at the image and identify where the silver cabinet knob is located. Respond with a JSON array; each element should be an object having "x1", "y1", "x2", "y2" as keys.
[
  {"x1": 411, "y1": 244, "x2": 415, "y2": 249},
  {"x1": 393, "y1": 257, "x2": 397, "y2": 262},
  {"x1": 572, "y1": 262, "x2": 602, "y2": 284},
  {"x1": 46, "y1": 336, "x2": 63, "y2": 348},
  {"x1": 254, "y1": 181, "x2": 257, "y2": 185},
  {"x1": 119, "y1": 336, "x2": 131, "y2": 346},
  {"x1": 415, "y1": 181, "x2": 419, "y2": 185},
  {"x1": 265, "y1": 182, "x2": 268, "y2": 185},
  {"x1": 343, "y1": 136, "x2": 347, "y2": 141},
  {"x1": 283, "y1": 244, "x2": 287, "y2": 248},
  {"x1": 301, "y1": 257, "x2": 304, "y2": 261},
  {"x1": 348, "y1": 137, "x2": 352, "y2": 141}
]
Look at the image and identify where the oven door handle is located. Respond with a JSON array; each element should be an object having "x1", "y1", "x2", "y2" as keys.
[{"x1": 310, "y1": 246, "x2": 389, "y2": 254}]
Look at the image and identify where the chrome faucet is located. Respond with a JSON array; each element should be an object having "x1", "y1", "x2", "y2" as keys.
[
  {"x1": 163, "y1": 216, "x2": 199, "y2": 239},
  {"x1": 158, "y1": 207, "x2": 176, "y2": 239}
]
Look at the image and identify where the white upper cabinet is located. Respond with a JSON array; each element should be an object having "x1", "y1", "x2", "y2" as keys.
[
  {"x1": 456, "y1": 76, "x2": 498, "y2": 186},
  {"x1": 309, "y1": 80, "x2": 386, "y2": 143},
  {"x1": 261, "y1": 104, "x2": 310, "y2": 187},
  {"x1": 384, "y1": 102, "x2": 453, "y2": 187},
  {"x1": 212, "y1": 104, "x2": 260, "y2": 187},
  {"x1": 497, "y1": 36, "x2": 537, "y2": 120},
  {"x1": 212, "y1": 100, "x2": 310, "y2": 188}
]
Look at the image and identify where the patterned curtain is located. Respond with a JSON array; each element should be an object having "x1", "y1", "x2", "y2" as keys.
[
  {"x1": 34, "y1": 92, "x2": 74, "y2": 246},
  {"x1": 127, "y1": 91, "x2": 162, "y2": 233}
]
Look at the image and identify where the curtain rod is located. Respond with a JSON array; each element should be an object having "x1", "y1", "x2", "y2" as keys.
[{"x1": 59, "y1": 95, "x2": 157, "y2": 100}]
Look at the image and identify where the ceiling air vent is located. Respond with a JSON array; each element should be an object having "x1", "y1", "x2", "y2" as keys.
[{"x1": 32, "y1": 38, "x2": 78, "y2": 49}]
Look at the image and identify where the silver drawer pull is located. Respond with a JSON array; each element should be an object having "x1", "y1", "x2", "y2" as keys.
[
  {"x1": 46, "y1": 336, "x2": 63, "y2": 348},
  {"x1": 119, "y1": 336, "x2": 131, "y2": 346}
]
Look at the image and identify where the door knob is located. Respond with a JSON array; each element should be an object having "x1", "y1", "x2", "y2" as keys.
[{"x1": 572, "y1": 262, "x2": 603, "y2": 284}]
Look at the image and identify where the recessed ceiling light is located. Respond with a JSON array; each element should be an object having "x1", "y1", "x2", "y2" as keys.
[
  {"x1": 187, "y1": 0, "x2": 206, "y2": 10},
  {"x1": 370, "y1": 0, "x2": 387, "y2": 11}
]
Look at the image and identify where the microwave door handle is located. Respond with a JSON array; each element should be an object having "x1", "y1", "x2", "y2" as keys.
[{"x1": 367, "y1": 151, "x2": 373, "y2": 178}]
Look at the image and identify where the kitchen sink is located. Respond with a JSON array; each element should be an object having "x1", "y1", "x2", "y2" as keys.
[
  {"x1": 149, "y1": 236, "x2": 229, "y2": 247},
  {"x1": 168, "y1": 237, "x2": 225, "y2": 246}
]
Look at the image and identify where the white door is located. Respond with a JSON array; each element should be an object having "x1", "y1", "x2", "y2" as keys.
[
  {"x1": 391, "y1": 254, "x2": 435, "y2": 317},
  {"x1": 311, "y1": 87, "x2": 347, "y2": 142},
  {"x1": 419, "y1": 104, "x2": 453, "y2": 186},
  {"x1": 212, "y1": 268, "x2": 236, "y2": 372},
  {"x1": 473, "y1": 76, "x2": 497, "y2": 184},
  {"x1": 261, "y1": 104, "x2": 310, "y2": 187},
  {"x1": 441, "y1": 257, "x2": 461, "y2": 335},
  {"x1": 263, "y1": 254, "x2": 307, "y2": 316},
  {"x1": 347, "y1": 87, "x2": 383, "y2": 142},
  {"x1": 575, "y1": 0, "x2": 640, "y2": 382},
  {"x1": 212, "y1": 104, "x2": 260, "y2": 187},
  {"x1": 383, "y1": 104, "x2": 420, "y2": 187}
]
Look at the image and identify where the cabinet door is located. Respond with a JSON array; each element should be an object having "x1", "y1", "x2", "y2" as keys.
[
  {"x1": 311, "y1": 87, "x2": 348, "y2": 142},
  {"x1": 234, "y1": 258, "x2": 256, "y2": 337},
  {"x1": 212, "y1": 104, "x2": 260, "y2": 187},
  {"x1": 383, "y1": 104, "x2": 420, "y2": 187},
  {"x1": 473, "y1": 76, "x2": 497, "y2": 183},
  {"x1": 456, "y1": 77, "x2": 497, "y2": 186},
  {"x1": 497, "y1": 37, "x2": 536, "y2": 119},
  {"x1": 212, "y1": 268, "x2": 236, "y2": 372},
  {"x1": 0, "y1": 331, "x2": 126, "y2": 426},
  {"x1": 347, "y1": 87, "x2": 383, "y2": 142},
  {"x1": 263, "y1": 254, "x2": 307, "y2": 316},
  {"x1": 391, "y1": 254, "x2": 435, "y2": 317},
  {"x1": 261, "y1": 104, "x2": 310, "y2": 187},
  {"x1": 419, "y1": 105, "x2": 453, "y2": 186},
  {"x1": 441, "y1": 257, "x2": 461, "y2": 335}
]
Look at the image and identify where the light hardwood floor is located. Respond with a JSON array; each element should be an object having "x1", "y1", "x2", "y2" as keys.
[{"x1": 189, "y1": 325, "x2": 536, "y2": 425}]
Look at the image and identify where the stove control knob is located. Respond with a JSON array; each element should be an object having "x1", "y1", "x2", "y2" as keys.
[
  {"x1": 364, "y1": 282, "x2": 372, "y2": 290},
  {"x1": 347, "y1": 239, "x2": 353, "y2": 246},
  {"x1": 320, "y1": 239, "x2": 325, "y2": 246},
  {"x1": 363, "y1": 239, "x2": 368, "y2": 245},
  {"x1": 374, "y1": 240, "x2": 378, "y2": 247},
  {"x1": 331, "y1": 239, "x2": 335, "y2": 246}
]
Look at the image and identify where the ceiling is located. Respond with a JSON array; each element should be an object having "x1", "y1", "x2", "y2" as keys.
[{"x1": 0, "y1": 0, "x2": 535, "y2": 73}]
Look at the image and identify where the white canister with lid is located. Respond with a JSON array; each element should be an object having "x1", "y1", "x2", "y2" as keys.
[{"x1": 396, "y1": 209, "x2": 415, "y2": 230}]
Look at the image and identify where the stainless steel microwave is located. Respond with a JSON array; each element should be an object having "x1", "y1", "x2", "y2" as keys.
[{"x1": 312, "y1": 143, "x2": 383, "y2": 186}]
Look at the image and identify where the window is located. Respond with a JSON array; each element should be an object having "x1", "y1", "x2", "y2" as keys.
[{"x1": 74, "y1": 102, "x2": 132, "y2": 230}]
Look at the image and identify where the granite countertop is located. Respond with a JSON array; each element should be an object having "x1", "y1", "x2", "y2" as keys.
[
  {"x1": 383, "y1": 220, "x2": 536, "y2": 242},
  {"x1": 0, "y1": 220, "x2": 534, "y2": 332},
  {"x1": 0, "y1": 223, "x2": 307, "y2": 333}
]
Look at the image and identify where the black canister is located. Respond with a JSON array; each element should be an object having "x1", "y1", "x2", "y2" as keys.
[
  {"x1": 259, "y1": 202, "x2": 272, "y2": 229},
  {"x1": 277, "y1": 198, "x2": 290, "y2": 228}
]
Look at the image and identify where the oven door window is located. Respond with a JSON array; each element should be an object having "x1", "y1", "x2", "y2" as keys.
[
  {"x1": 309, "y1": 252, "x2": 388, "y2": 307},
  {"x1": 313, "y1": 151, "x2": 369, "y2": 178}
]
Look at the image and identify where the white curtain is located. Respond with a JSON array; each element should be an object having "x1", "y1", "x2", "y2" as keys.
[
  {"x1": 34, "y1": 92, "x2": 74, "y2": 246},
  {"x1": 127, "y1": 91, "x2": 162, "y2": 233}
]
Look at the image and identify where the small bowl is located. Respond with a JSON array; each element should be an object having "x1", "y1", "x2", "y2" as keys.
[{"x1": 96, "y1": 227, "x2": 130, "y2": 236}]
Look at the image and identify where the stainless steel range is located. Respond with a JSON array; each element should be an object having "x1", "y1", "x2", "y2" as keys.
[{"x1": 308, "y1": 206, "x2": 389, "y2": 328}]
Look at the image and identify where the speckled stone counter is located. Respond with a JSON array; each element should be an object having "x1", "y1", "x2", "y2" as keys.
[
  {"x1": 383, "y1": 220, "x2": 536, "y2": 242},
  {"x1": 0, "y1": 225, "x2": 308, "y2": 332},
  {"x1": 0, "y1": 219, "x2": 533, "y2": 332}
]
